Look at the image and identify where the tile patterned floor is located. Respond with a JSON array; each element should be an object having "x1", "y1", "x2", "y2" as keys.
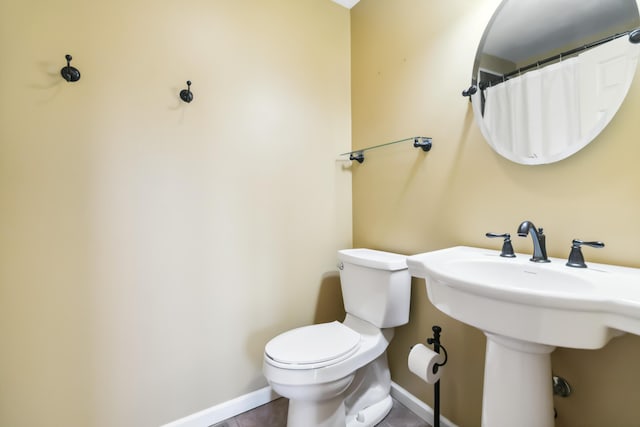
[{"x1": 211, "y1": 397, "x2": 431, "y2": 427}]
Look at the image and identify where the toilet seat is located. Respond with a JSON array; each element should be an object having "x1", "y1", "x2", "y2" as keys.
[{"x1": 265, "y1": 321, "x2": 361, "y2": 369}]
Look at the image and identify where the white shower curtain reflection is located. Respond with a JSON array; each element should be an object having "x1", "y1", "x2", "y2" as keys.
[
  {"x1": 478, "y1": 35, "x2": 639, "y2": 165},
  {"x1": 483, "y1": 57, "x2": 580, "y2": 162}
]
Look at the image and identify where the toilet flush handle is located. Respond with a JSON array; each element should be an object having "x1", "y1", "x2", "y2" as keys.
[{"x1": 337, "y1": 262, "x2": 344, "y2": 270}]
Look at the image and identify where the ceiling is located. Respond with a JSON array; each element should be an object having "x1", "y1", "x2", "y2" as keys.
[{"x1": 331, "y1": 0, "x2": 360, "y2": 9}]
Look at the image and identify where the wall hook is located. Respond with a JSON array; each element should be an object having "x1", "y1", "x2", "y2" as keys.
[
  {"x1": 180, "y1": 80, "x2": 193, "y2": 103},
  {"x1": 60, "y1": 54, "x2": 81, "y2": 82}
]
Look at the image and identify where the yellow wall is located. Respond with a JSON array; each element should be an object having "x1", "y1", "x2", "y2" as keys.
[
  {"x1": 5, "y1": 0, "x2": 640, "y2": 425},
  {"x1": 0, "y1": 1, "x2": 351, "y2": 426},
  {"x1": 351, "y1": 1, "x2": 640, "y2": 426}
]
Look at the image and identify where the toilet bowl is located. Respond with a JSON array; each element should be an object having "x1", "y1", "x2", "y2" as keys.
[{"x1": 263, "y1": 249, "x2": 411, "y2": 427}]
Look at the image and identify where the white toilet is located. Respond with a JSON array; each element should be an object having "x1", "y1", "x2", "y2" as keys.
[{"x1": 263, "y1": 248, "x2": 411, "y2": 427}]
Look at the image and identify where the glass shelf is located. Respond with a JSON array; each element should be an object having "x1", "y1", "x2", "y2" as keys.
[{"x1": 340, "y1": 136, "x2": 432, "y2": 163}]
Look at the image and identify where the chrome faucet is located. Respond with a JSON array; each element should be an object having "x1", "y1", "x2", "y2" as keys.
[{"x1": 517, "y1": 220, "x2": 550, "y2": 263}]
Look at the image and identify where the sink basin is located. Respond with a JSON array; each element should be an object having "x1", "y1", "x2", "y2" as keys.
[
  {"x1": 406, "y1": 246, "x2": 640, "y2": 427},
  {"x1": 407, "y1": 245, "x2": 640, "y2": 349}
]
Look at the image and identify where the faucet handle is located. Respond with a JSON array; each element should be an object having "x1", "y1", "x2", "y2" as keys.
[
  {"x1": 486, "y1": 232, "x2": 516, "y2": 258},
  {"x1": 566, "y1": 239, "x2": 605, "y2": 268}
]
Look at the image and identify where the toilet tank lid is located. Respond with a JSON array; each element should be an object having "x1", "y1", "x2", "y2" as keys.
[{"x1": 338, "y1": 248, "x2": 408, "y2": 271}]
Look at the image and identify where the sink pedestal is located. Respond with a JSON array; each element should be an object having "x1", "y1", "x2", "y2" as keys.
[
  {"x1": 406, "y1": 246, "x2": 640, "y2": 427},
  {"x1": 482, "y1": 333, "x2": 556, "y2": 427}
]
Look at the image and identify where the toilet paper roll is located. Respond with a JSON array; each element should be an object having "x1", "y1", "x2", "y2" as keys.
[{"x1": 408, "y1": 343, "x2": 445, "y2": 384}]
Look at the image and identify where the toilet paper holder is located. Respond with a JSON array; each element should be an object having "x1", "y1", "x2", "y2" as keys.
[
  {"x1": 409, "y1": 326, "x2": 449, "y2": 426},
  {"x1": 427, "y1": 325, "x2": 448, "y2": 427},
  {"x1": 426, "y1": 325, "x2": 448, "y2": 374}
]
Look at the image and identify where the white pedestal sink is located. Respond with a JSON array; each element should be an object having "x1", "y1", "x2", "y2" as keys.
[{"x1": 406, "y1": 246, "x2": 640, "y2": 427}]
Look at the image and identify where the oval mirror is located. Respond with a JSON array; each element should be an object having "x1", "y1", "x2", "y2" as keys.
[{"x1": 470, "y1": 0, "x2": 640, "y2": 165}]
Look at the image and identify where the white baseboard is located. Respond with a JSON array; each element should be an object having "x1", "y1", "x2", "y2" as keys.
[
  {"x1": 390, "y1": 381, "x2": 458, "y2": 427},
  {"x1": 161, "y1": 382, "x2": 457, "y2": 427},
  {"x1": 160, "y1": 386, "x2": 279, "y2": 427}
]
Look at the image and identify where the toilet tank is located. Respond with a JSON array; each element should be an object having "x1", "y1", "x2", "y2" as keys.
[{"x1": 337, "y1": 248, "x2": 411, "y2": 328}]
